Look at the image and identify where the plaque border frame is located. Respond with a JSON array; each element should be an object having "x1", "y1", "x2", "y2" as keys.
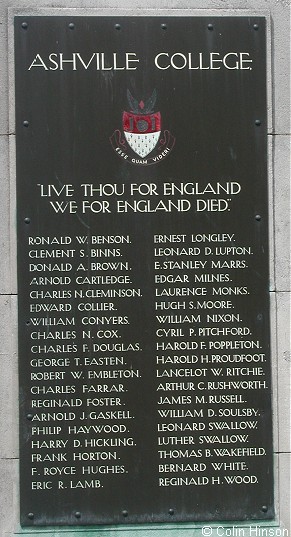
[{"x1": 8, "y1": 7, "x2": 281, "y2": 534}]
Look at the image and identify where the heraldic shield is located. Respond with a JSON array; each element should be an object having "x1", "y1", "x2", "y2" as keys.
[{"x1": 123, "y1": 90, "x2": 161, "y2": 158}]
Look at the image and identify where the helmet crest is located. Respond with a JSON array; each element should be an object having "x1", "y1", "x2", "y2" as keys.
[{"x1": 127, "y1": 89, "x2": 157, "y2": 114}]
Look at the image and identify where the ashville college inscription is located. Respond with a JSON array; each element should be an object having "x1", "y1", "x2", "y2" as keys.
[{"x1": 15, "y1": 15, "x2": 274, "y2": 526}]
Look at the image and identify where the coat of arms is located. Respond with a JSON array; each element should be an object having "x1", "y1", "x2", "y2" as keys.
[{"x1": 110, "y1": 90, "x2": 175, "y2": 165}]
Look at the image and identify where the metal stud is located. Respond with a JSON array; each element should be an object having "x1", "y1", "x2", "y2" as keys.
[
  {"x1": 27, "y1": 413, "x2": 33, "y2": 420},
  {"x1": 27, "y1": 512, "x2": 34, "y2": 520},
  {"x1": 255, "y1": 214, "x2": 261, "y2": 221},
  {"x1": 257, "y1": 313, "x2": 263, "y2": 321},
  {"x1": 68, "y1": 23, "x2": 75, "y2": 30},
  {"x1": 255, "y1": 119, "x2": 261, "y2": 126},
  {"x1": 169, "y1": 508, "x2": 174, "y2": 515},
  {"x1": 122, "y1": 510, "x2": 128, "y2": 517},
  {"x1": 261, "y1": 505, "x2": 268, "y2": 513},
  {"x1": 22, "y1": 22, "x2": 28, "y2": 29},
  {"x1": 208, "y1": 23, "x2": 214, "y2": 31},
  {"x1": 161, "y1": 23, "x2": 167, "y2": 30},
  {"x1": 75, "y1": 511, "x2": 81, "y2": 518},
  {"x1": 23, "y1": 120, "x2": 29, "y2": 127},
  {"x1": 253, "y1": 24, "x2": 259, "y2": 30},
  {"x1": 115, "y1": 24, "x2": 121, "y2": 30},
  {"x1": 24, "y1": 217, "x2": 31, "y2": 224}
]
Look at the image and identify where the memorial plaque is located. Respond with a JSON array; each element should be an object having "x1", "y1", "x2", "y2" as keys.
[{"x1": 15, "y1": 15, "x2": 274, "y2": 526}]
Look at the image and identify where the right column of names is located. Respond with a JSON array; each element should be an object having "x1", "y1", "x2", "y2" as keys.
[{"x1": 153, "y1": 232, "x2": 268, "y2": 491}]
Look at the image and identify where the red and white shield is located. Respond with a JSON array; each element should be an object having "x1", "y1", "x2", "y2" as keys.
[{"x1": 123, "y1": 111, "x2": 161, "y2": 158}]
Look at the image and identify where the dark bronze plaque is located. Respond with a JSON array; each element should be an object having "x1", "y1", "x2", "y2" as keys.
[{"x1": 15, "y1": 16, "x2": 274, "y2": 526}]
